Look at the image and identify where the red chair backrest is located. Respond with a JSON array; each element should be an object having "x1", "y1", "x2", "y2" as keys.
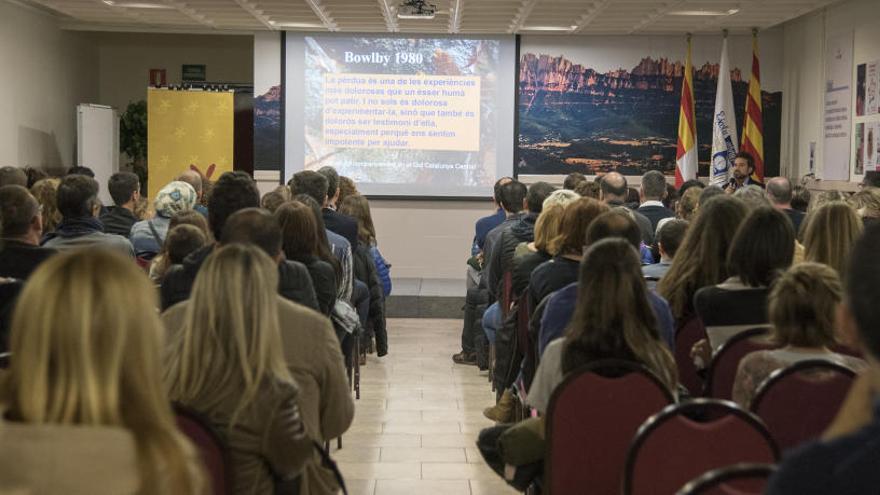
[
  {"x1": 515, "y1": 293, "x2": 531, "y2": 360},
  {"x1": 174, "y1": 405, "x2": 230, "y2": 495},
  {"x1": 624, "y1": 399, "x2": 779, "y2": 495},
  {"x1": 546, "y1": 359, "x2": 674, "y2": 495},
  {"x1": 675, "y1": 316, "x2": 707, "y2": 396},
  {"x1": 677, "y1": 463, "x2": 776, "y2": 495},
  {"x1": 751, "y1": 359, "x2": 856, "y2": 451},
  {"x1": 705, "y1": 328, "x2": 778, "y2": 400},
  {"x1": 501, "y1": 271, "x2": 513, "y2": 316}
]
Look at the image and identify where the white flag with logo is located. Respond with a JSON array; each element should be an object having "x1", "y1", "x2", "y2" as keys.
[{"x1": 710, "y1": 38, "x2": 739, "y2": 186}]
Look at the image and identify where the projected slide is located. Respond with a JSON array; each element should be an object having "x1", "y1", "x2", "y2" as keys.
[{"x1": 286, "y1": 35, "x2": 516, "y2": 198}]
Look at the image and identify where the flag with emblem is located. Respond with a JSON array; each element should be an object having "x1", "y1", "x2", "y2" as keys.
[
  {"x1": 710, "y1": 35, "x2": 739, "y2": 186},
  {"x1": 741, "y1": 29, "x2": 764, "y2": 181},
  {"x1": 675, "y1": 34, "x2": 698, "y2": 188},
  {"x1": 147, "y1": 88, "x2": 234, "y2": 198}
]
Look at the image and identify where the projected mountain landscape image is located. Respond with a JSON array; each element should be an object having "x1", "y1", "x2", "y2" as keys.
[{"x1": 517, "y1": 52, "x2": 782, "y2": 177}]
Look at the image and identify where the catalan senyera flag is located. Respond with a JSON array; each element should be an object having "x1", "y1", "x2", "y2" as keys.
[
  {"x1": 675, "y1": 35, "x2": 698, "y2": 188},
  {"x1": 147, "y1": 89, "x2": 234, "y2": 198},
  {"x1": 741, "y1": 30, "x2": 764, "y2": 182}
]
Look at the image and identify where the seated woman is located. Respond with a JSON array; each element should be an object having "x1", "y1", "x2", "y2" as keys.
[
  {"x1": 695, "y1": 206, "x2": 795, "y2": 352},
  {"x1": 339, "y1": 195, "x2": 388, "y2": 357},
  {"x1": 732, "y1": 262, "x2": 866, "y2": 407},
  {"x1": 164, "y1": 244, "x2": 313, "y2": 494},
  {"x1": 130, "y1": 181, "x2": 198, "y2": 259},
  {"x1": 275, "y1": 201, "x2": 339, "y2": 317},
  {"x1": 149, "y1": 210, "x2": 212, "y2": 282},
  {"x1": 802, "y1": 201, "x2": 863, "y2": 275},
  {"x1": 0, "y1": 250, "x2": 203, "y2": 494},
  {"x1": 477, "y1": 238, "x2": 677, "y2": 488}
]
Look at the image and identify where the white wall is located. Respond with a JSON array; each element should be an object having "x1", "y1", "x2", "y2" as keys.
[
  {"x1": 0, "y1": 1, "x2": 98, "y2": 172},
  {"x1": 95, "y1": 32, "x2": 253, "y2": 113},
  {"x1": 781, "y1": 0, "x2": 880, "y2": 181}
]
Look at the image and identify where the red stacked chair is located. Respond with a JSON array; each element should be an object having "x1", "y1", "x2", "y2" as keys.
[
  {"x1": 545, "y1": 359, "x2": 674, "y2": 495},
  {"x1": 675, "y1": 316, "x2": 707, "y2": 396},
  {"x1": 750, "y1": 359, "x2": 856, "y2": 451},
  {"x1": 624, "y1": 399, "x2": 779, "y2": 495},
  {"x1": 677, "y1": 463, "x2": 777, "y2": 495},
  {"x1": 704, "y1": 328, "x2": 778, "y2": 400}
]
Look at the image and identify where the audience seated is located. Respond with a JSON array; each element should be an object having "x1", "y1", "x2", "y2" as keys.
[
  {"x1": 161, "y1": 172, "x2": 318, "y2": 311},
  {"x1": 261, "y1": 185, "x2": 292, "y2": 213},
  {"x1": 477, "y1": 238, "x2": 677, "y2": 490},
  {"x1": 599, "y1": 171, "x2": 653, "y2": 244},
  {"x1": 294, "y1": 193, "x2": 355, "y2": 304},
  {"x1": 732, "y1": 262, "x2": 866, "y2": 407},
  {"x1": 130, "y1": 181, "x2": 197, "y2": 259},
  {"x1": 480, "y1": 180, "x2": 529, "y2": 301},
  {"x1": 562, "y1": 172, "x2": 587, "y2": 191},
  {"x1": 767, "y1": 177, "x2": 806, "y2": 234},
  {"x1": 802, "y1": 201, "x2": 863, "y2": 275},
  {"x1": 276, "y1": 201, "x2": 339, "y2": 316},
  {"x1": 657, "y1": 195, "x2": 748, "y2": 324},
  {"x1": 808, "y1": 190, "x2": 848, "y2": 213},
  {"x1": 162, "y1": 240, "x2": 353, "y2": 495},
  {"x1": 791, "y1": 184, "x2": 811, "y2": 213},
  {"x1": 163, "y1": 244, "x2": 313, "y2": 494},
  {"x1": 637, "y1": 170, "x2": 675, "y2": 233},
  {"x1": 678, "y1": 178, "x2": 706, "y2": 197},
  {"x1": 0, "y1": 185, "x2": 56, "y2": 279},
  {"x1": 538, "y1": 210, "x2": 676, "y2": 356},
  {"x1": 528, "y1": 198, "x2": 609, "y2": 315},
  {"x1": 339, "y1": 195, "x2": 389, "y2": 356},
  {"x1": 23, "y1": 167, "x2": 47, "y2": 189},
  {"x1": 0, "y1": 250, "x2": 204, "y2": 494},
  {"x1": 0, "y1": 166, "x2": 27, "y2": 188},
  {"x1": 30, "y1": 178, "x2": 61, "y2": 234},
  {"x1": 99, "y1": 172, "x2": 141, "y2": 236},
  {"x1": 848, "y1": 186, "x2": 880, "y2": 229},
  {"x1": 695, "y1": 207, "x2": 794, "y2": 352},
  {"x1": 148, "y1": 210, "x2": 212, "y2": 282},
  {"x1": 471, "y1": 177, "x2": 511, "y2": 258},
  {"x1": 41, "y1": 174, "x2": 134, "y2": 257},
  {"x1": 642, "y1": 219, "x2": 688, "y2": 289},
  {"x1": 337, "y1": 175, "x2": 359, "y2": 206},
  {"x1": 676, "y1": 186, "x2": 701, "y2": 221},
  {"x1": 573, "y1": 179, "x2": 600, "y2": 199},
  {"x1": 66, "y1": 165, "x2": 95, "y2": 177},
  {"x1": 766, "y1": 224, "x2": 880, "y2": 494},
  {"x1": 733, "y1": 184, "x2": 771, "y2": 210}
]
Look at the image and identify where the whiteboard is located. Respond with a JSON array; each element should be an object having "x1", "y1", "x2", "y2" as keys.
[{"x1": 77, "y1": 104, "x2": 119, "y2": 205}]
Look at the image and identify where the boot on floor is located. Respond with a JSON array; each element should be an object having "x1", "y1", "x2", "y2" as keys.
[{"x1": 483, "y1": 388, "x2": 515, "y2": 423}]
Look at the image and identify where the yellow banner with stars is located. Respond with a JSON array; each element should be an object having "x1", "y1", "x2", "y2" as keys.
[{"x1": 147, "y1": 89, "x2": 234, "y2": 198}]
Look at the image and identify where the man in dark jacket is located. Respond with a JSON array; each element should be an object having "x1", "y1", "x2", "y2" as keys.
[
  {"x1": 637, "y1": 170, "x2": 676, "y2": 234},
  {"x1": 161, "y1": 172, "x2": 318, "y2": 311},
  {"x1": 0, "y1": 185, "x2": 56, "y2": 279},
  {"x1": 99, "y1": 172, "x2": 140, "y2": 236},
  {"x1": 318, "y1": 167, "x2": 359, "y2": 248},
  {"x1": 599, "y1": 171, "x2": 654, "y2": 245}
]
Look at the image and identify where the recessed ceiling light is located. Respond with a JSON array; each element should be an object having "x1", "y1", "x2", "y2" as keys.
[
  {"x1": 520, "y1": 26, "x2": 577, "y2": 32},
  {"x1": 269, "y1": 21, "x2": 326, "y2": 28},
  {"x1": 102, "y1": 0, "x2": 175, "y2": 8},
  {"x1": 669, "y1": 9, "x2": 740, "y2": 16}
]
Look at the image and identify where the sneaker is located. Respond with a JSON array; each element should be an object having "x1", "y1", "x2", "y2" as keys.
[{"x1": 452, "y1": 351, "x2": 477, "y2": 365}]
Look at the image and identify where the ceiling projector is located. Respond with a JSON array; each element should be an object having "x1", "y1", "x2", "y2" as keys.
[{"x1": 397, "y1": 0, "x2": 437, "y2": 19}]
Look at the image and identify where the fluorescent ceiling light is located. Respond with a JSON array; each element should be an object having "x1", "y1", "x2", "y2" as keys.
[
  {"x1": 520, "y1": 26, "x2": 577, "y2": 31},
  {"x1": 269, "y1": 21, "x2": 326, "y2": 28},
  {"x1": 397, "y1": 13, "x2": 436, "y2": 19},
  {"x1": 102, "y1": 1, "x2": 174, "y2": 8},
  {"x1": 669, "y1": 9, "x2": 740, "y2": 16}
]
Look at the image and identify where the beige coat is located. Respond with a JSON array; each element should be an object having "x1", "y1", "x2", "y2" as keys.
[
  {"x1": 0, "y1": 416, "x2": 140, "y2": 495},
  {"x1": 163, "y1": 296, "x2": 354, "y2": 495}
]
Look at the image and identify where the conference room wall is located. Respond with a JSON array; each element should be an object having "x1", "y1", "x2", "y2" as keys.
[
  {"x1": 0, "y1": 1, "x2": 98, "y2": 172},
  {"x1": 781, "y1": 0, "x2": 880, "y2": 183},
  {"x1": 95, "y1": 33, "x2": 253, "y2": 114}
]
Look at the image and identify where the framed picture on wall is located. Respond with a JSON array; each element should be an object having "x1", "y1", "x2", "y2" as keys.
[{"x1": 182, "y1": 64, "x2": 206, "y2": 82}]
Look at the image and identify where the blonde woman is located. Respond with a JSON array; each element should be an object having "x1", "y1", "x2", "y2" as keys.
[
  {"x1": 164, "y1": 243, "x2": 313, "y2": 494},
  {"x1": 801, "y1": 202, "x2": 863, "y2": 276},
  {"x1": 29, "y1": 177, "x2": 61, "y2": 234},
  {"x1": 0, "y1": 250, "x2": 203, "y2": 495}
]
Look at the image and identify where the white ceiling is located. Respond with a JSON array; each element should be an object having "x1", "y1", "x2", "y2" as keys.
[{"x1": 20, "y1": 0, "x2": 837, "y2": 35}]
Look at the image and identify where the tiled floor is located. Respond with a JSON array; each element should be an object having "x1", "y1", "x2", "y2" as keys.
[{"x1": 334, "y1": 318, "x2": 518, "y2": 495}]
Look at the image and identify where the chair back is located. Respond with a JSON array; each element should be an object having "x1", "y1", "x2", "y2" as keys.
[
  {"x1": 546, "y1": 359, "x2": 674, "y2": 495},
  {"x1": 515, "y1": 293, "x2": 532, "y2": 366},
  {"x1": 174, "y1": 405, "x2": 231, "y2": 495},
  {"x1": 624, "y1": 399, "x2": 779, "y2": 495},
  {"x1": 677, "y1": 463, "x2": 777, "y2": 495},
  {"x1": 751, "y1": 359, "x2": 856, "y2": 451},
  {"x1": 675, "y1": 315, "x2": 707, "y2": 396},
  {"x1": 705, "y1": 328, "x2": 777, "y2": 400}
]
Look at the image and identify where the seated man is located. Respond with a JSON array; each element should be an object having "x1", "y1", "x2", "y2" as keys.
[
  {"x1": 643, "y1": 219, "x2": 688, "y2": 289},
  {"x1": 161, "y1": 172, "x2": 318, "y2": 312},
  {"x1": 0, "y1": 185, "x2": 56, "y2": 279},
  {"x1": 538, "y1": 210, "x2": 676, "y2": 357},
  {"x1": 598, "y1": 171, "x2": 654, "y2": 245},
  {"x1": 99, "y1": 172, "x2": 140, "y2": 236},
  {"x1": 316, "y1": 166, "x2": 359, "y2": 248},
  {"x1": 637, "y1": 170, "x2": 675, "y2": 234},
  {"x1": 766, "y1": 224, "x2": 880, "y2": 494},
  {"x1": 41, "y1": 175, "x2": 134, "y2": 257}
]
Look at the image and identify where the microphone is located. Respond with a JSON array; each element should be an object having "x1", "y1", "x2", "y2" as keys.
[{"x1": 727, "y1": 177, "x2": 737, "y2": 190}]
